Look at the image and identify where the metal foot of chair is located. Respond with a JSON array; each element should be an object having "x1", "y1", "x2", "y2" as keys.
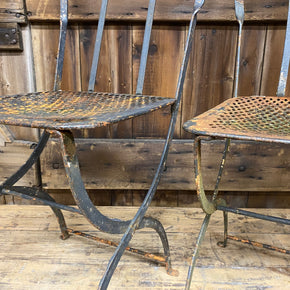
[
  {"x1": 2, "y1": 186, "x2": 70, "y2": 240},
  {"x1": 33, "y1": 188, "x2": 70, "y2": 240},
  {"x1": 217, "y1": 211, "x2": 228, "y2": 248}
]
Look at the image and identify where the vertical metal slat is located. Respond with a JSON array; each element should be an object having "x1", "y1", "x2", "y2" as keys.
[
  {"x1": 173, "y1": 0, "x2": 204, "y2": 106},
  {"x1": 54, "y1": 0, "x2": 68, "y2": 91},
  {"x1": 277, "y1": 0, "x2": 290, "y2": 97},
  {"x1": 135, "y1": 0, "x2": 156, "y2": 95},
  {"x1": 88, "y1": 0, "x2": 109, "y2": 92},
  {"x1": 233, "y1": 0, "x2": 244, "y2": 98}
]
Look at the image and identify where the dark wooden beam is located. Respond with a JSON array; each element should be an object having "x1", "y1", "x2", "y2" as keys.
[
  {"x1": 26, "y1": 0, "x2": 288, "y2": 22},
  {"x1": 39, "y1": 138, "x2": 290, "y2": 191}
]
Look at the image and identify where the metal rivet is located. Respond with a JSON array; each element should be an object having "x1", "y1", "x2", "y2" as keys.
[
  {"x1": 53, "y1": 163, "x2": 60, "y2": 169},
  {"x1": 238, "y1": 165, "x2": 246, "y2": 172}
]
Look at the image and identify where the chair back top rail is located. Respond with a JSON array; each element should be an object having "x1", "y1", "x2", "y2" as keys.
[{"x1": 277, "y1": 0, "x2": 290, "y2": 97}]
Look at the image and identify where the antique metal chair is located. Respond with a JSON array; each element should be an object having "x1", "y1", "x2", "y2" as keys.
[
  {"x1": 0, "y1": 0, "x2": 205, "y2": 288},
  {"x1": 183, "y1": 0, "x2": 290, "y2": 288}
]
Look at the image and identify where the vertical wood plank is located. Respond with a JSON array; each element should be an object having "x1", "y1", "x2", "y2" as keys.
[
  {"x1": 181, "y1": 25, "x2": 237, "y2": 138},
  {"x1": 238, "y1": 25, "x2": 267, "y2": 96},
  {"x1": 132, "y1": 25, "x2": 185, "y2": 138},
  {"x1": 0, "y1": 26, "x2": 37, "y2": 142},
  {"x1": 132, "y1": 190, "x2": 178, "y2": 207},
  {"x1": 111, "y1": 190, "x2": 133, "y2": 206},
  {"x1": 31, "y1": 24, "x2": 58, "y2": 91},
  {"x1": 260, "y1": 25, "x2": 290, "y2": 96},
  {"x1": 32, "y1": 24, "x2": 81, "y2": 92}
]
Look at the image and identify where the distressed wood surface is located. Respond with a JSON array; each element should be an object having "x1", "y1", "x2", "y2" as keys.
[
  {"x1": 0, "y1": 205, "x2": 289, "y2": 289},
  {"x1": 1, "y1": 2, "x2": 290, "y2": 206},
  {"x1": 181, "y1": 25, "x2": 237, "y2": 138},
  {"x1": 0, "y1": 140, "x2": 36, "y2": 189},
  {"x1": 132, "y1": 25, "x2": 184, "y2": 138},
  {"x1": 238, "y1": 25, "x2": 267, "y2": 96},
  {"x1": 0, "y1": 25, "x2": 37, "y2": 142},
  {"x1": 0, "y1": 0, "x2": 26, "y2": 23},
  {"x1": 260, "y1": 25, "x2": 288, "y2": 96},
  {"x1": 25, "y1": 0, "x2": 289, "y2": 22},
  {"x1": 39, "y1": 138, "x2": 290, "y2": 191}
]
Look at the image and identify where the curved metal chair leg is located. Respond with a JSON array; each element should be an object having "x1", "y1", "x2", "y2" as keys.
[
  {"x1": 139, "y1": 217, "x2": 177, "y2": 276},
  {"x1": 185, "y1": 137, "x2": 231, "y2": 289},
  {"x1": 59, "y1": 130, "x2": 176, "y2": 287}
]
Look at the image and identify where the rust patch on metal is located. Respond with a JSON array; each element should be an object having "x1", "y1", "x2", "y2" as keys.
[
  {"x1": 66, "y1": 228, "x2": 178, "y2": 268},
  {"x1": 227, "y1": 235, "x2": 290, "y2": 254},
  {"x1": 0, "y1": 91, "x2": 175, "y2": 130},
  {"x1": 183, "y1": 96, "x2": 290, "y2": 144}
]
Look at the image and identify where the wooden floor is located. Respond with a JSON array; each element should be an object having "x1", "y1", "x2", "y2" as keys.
[{"x1": 0, "y1": 206, "x2": 289, "y2": 289}]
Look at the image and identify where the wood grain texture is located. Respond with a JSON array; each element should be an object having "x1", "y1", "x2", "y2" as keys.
[
  {"x1": 39, "y1": 138, "x2": 290, "y2": 191},
  {"x1": 238, "y1": 25, "x2": 267, "y2": 96},
  {"x1": 0, "y1": 25, "x2": 37, "y2": 142},
  {"x1": 0, "y1": 205, "x2": 289, "y2": 288},
  {"x1": 0, "y1": 141, "x2": 36, "y2": 188},
  {"x1": 0, "y1": 0, "x2": 26, "y2": 23},
  {"x1": 78, "y1": 24, "x2": 133, "y2": 138},
  {"x1": 132, "y1": 25, "x2": 184, "y2": 138},
  {"x1": 260, "y1": 25, "x2": 290, "y2": 96},
  {"x1": 181, "y1": 25, "x2": 237, "y2": 138},
  {"x1": 25, "y1": 0, "x2": 289, "y2": 22}
]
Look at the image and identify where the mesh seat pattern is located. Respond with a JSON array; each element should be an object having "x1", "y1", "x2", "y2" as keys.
[
  {"x1": 183, "y1": 96, "x2": 290, "y2": 144},
  {"x1": 0, "y1": 91, "x2": 175, "y2": 130}
]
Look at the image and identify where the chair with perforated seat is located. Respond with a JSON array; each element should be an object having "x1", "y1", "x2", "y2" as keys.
[
  {"x1": 183, "y1": 0, "x2": 290, "y2": 288},
  {"x1": 0, "y1": 0, "x2": 205, "y2": 288}
]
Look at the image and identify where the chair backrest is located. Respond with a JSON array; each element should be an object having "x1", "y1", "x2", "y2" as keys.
[
  {"x1": 53, "y1": 0, "x2": 204, "y2": 104},
  {"x1": 234, "y1": 0, "x2": 290, "y2": 98}
]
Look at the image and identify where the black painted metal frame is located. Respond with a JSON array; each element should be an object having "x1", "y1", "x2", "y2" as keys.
[
  {"x1": 184, "y1": 0, "x2": 290, "y2": 289},
  {"x1": 0, "y1": 0, "x2": 205, "y2": 288}
]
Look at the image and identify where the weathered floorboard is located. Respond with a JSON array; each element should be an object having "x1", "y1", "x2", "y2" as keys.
[{"x1": 0, "y1": 205, "x2": 289, "y2": 289}]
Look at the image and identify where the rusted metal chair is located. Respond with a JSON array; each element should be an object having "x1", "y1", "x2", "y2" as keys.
[
  {"x1": 183, "y1": 0, "x2": 290, "y2": 288},
  {"x1": 0, "y1": 0, "x2": 205, "y2": 288}
]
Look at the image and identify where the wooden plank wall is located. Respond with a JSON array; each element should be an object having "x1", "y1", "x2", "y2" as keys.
[{"x1": 0, "y1": 0, "x2": 289, "y2": 207}]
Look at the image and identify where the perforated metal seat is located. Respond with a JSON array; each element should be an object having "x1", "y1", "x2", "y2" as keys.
[
  {"x1": 0, "y1": 91, "x2": 174, "y2": 130},
  {"x1": 183, "y1": 96, "x2": 290, "y2": 144}
]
